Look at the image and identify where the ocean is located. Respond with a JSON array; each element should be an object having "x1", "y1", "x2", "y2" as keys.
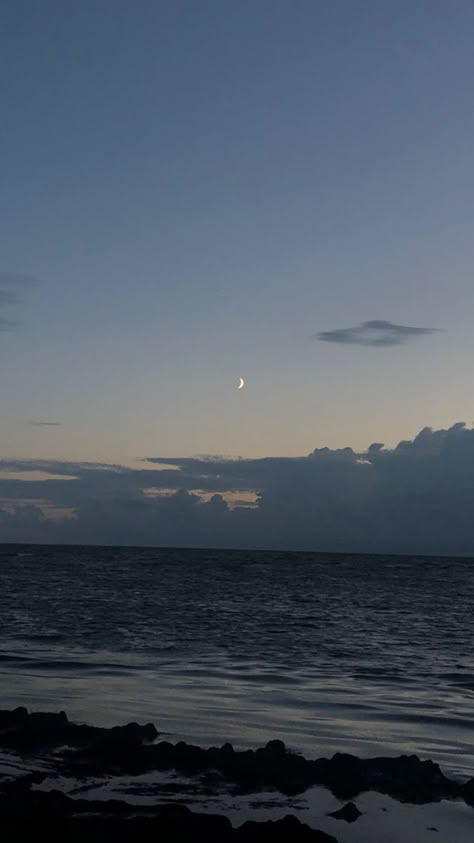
[{"x1": 1, "y1": 545, "x2": 473, "y2": 781}]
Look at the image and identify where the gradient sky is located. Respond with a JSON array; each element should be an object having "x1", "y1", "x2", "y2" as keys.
[{"x1": 2, "y1": 0, "x2": 474, "y2": 466}]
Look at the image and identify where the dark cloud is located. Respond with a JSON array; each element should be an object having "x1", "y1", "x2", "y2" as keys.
[
  {"x1": 316, "y1": 320, "x2": 437, "y2": 346},
  {"x1": 368, "y1": 442, "x2": 384, "y2": 453},
  {"x1": 2, "y1": 423, "x2": 474, "y2": 555},
  {"x1": 0, "y1": 504, "x2": 50, "y2": 544}
]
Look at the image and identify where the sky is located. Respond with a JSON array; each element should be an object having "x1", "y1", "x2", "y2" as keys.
[{"x1": 2, "y1": 1, "x2": 474, "y2": 551}]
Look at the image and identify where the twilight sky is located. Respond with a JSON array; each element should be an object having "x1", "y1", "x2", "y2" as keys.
[{"x1": 2, "y1": 2, "x2": 474, "y2": 551}]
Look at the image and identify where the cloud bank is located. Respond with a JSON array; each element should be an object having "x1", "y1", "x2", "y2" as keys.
[
  {"x1": 1, "y1": 423, "x2": 474, "y2": 556},
  {"x1": 316, "y1": 320, "x2": 437, "y2": 346}
]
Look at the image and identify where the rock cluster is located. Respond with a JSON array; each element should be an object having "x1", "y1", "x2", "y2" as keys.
[
  {"x1": 0, "y1": 776, "x2": 337, "y2": 842},
  {"x1": 1, "y1": 705, "x2": 473, "y2": 843}
]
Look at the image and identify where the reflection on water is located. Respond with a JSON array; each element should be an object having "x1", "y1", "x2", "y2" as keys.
[{"x1": 0, "y1": 546, "x2": 473, "y2": 777}]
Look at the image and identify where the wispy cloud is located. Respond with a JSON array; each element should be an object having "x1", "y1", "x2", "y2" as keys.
[
  {"x1": 0, "y1": 271, "x2": 38, "y2": 286},
  {"x1": 0, "y1": 290, "x2": 19, "y2": 305},
  {"x1": 0, "y1": 271, "x2": 37, "y2": 332},
  {"x1": 0, "y1": 318, "x2": 16, "y2": 331},
  {"x1": 316, "y1": 320, "x2": 437, "y2": 346},
  {"x1": 0, "y1": 289, "x2": 18, "y2": 331},
  {"x1": 28, "y1": 421, "x2": 62, "y2": 427}
]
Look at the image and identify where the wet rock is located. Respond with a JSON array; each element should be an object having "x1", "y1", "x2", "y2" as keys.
[
  {"x1": 461, "y1": 777, "x2": 474, "y2": 806},
  {"x1": 3, "y1": 771, "x2": 47, "y2": 795},
  {"x1": 0, "y1": 708, "x2": 470, "y2": 808},
  {"x1": 311, "y1": 752, "x2": 458, "y2": 803},
  {"x1": 29, "y1": 711, "x2": 69, "y2": 729},
  {"x1": 0, "y1": 710, "x2": 70, "y2": 750},
  {"x1": 0, "y1": 783, "x2": 338, "y2": 842},
  {"x1": 63, "y1": 737, "x2": 462, "y2": 802},
  {"x1": 0, "y1": 706, "x2": 28, "y2": 729},
  {"x1": 265, "y1": 740, "x2": 286, "y2": 756},
  {"x1": 236, "y1": 814, "x2": 338, "y2": 841},
  {"x1": 221, "y1": 742, "x2": 234, "y2": 752},
  {"x1": 327, "y1": 801, "x2": 362, "y2": 822},
  {"x1": 0, "y1": 708, "x2": 158, "y2": 753},
  {"x1": 106, "y1": 722, "x2": 158, "y2": 744}
]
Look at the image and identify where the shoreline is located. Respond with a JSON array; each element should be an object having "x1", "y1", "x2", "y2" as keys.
[{"x1": 1, "y1": 707, "x2": 473, "y2": 842}]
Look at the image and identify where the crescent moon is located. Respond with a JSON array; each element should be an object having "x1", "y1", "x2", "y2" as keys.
[{"x1": 238, "y1": 377, "x2": 245, "y2": 390}]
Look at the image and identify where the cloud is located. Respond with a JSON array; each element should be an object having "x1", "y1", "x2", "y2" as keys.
[
  {"x1": 0, "y1": 318, "x2": 16, "y2": 332},
  {"x1": 0, "y1": 458, "x2": 123, "y2": 472},
  {"x1": 27, "y1": 421, "x2": 62, "y2": 427},
  {"x1": 316, "y1": 320, "x2": 437, "y2": 346},
  {"x1": 0, "y1": 271, "x2": 31, "y2": 331},
  {"x1": 0, "y1": 290, "x2": 19, "y2": 305},
  {"x1": 2, "y1": 423, "x2": 474, "y2": 554}
]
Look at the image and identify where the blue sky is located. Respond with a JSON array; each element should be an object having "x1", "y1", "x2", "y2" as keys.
[{"x1": 2, "y1": 0, "x2": 474, "y2": 467}]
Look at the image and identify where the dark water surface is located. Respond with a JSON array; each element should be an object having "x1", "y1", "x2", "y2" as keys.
[{"x1": 1, "y1": 545, "x2": 473, "y2": 778}]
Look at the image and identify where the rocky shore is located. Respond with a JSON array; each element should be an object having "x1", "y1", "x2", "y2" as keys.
[{"x1": 1, "y1": 707, "x2": 473, "y2": 841}]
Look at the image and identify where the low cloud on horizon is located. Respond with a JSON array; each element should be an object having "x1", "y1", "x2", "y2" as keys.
[
  {"x1": 1, "y1": 422, "x2": 474, "y2": 556},
  {"x1": 316, "y1": 320, "x2": 437, "y2": 346}
]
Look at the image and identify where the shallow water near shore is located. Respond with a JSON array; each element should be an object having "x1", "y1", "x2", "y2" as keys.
[
  {"x1": 1, "y1": 544, "x2": 474, "y2": 781},
  {"x1": 29, "y1": 773, "x2": 473, "y2": 843}
]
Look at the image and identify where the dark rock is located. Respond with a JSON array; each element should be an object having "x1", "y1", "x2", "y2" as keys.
[
  {"x1": 0, "y1": 706, "x2": 28, "y2": 729},
  {"x1": 68, "y1": 719, "x2": 157, "y2": 748},
  {"x1": 327, "y1": 801, "x2": 362, "y2": 822},
  {"x1": 311, "y1": 752, "x2": 458, "y2": 803},
  {"x1": 0, "y1": 707, "x2": 158, "y2": 753},
  {"x1": 236, "y1": 814, "x2": 338, "y2": 841},
  {"x1": 3, "y1": 771, "x2": 47, "y2": 794},
  {"x1": 63, "y1": 736, "x2": 462, "y2": 802},
  {"x1": 29, "y1": 710, "x2": 69, "y2": 728},
  {"x1": 0, "y1": 710, "x2": 70, "y2": 750},
  {"x1": 0, "y1": 707, "x2": 471, "y2": 809},
  {"x1": 0, "y1": 783, "x2": 339, "y2": 842},
  {"x1": 108, "y1": 721, "x2": 158, "y2": 744},
  {"x1": 221, "y1": 742, "x2": 235, "y2": 754},
  {"x1": 461, "y1": 777, "x2": 474, "y2": 805},
  {"x1": 265, "y1": 740, "x2": 286, "y2": 756}
]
